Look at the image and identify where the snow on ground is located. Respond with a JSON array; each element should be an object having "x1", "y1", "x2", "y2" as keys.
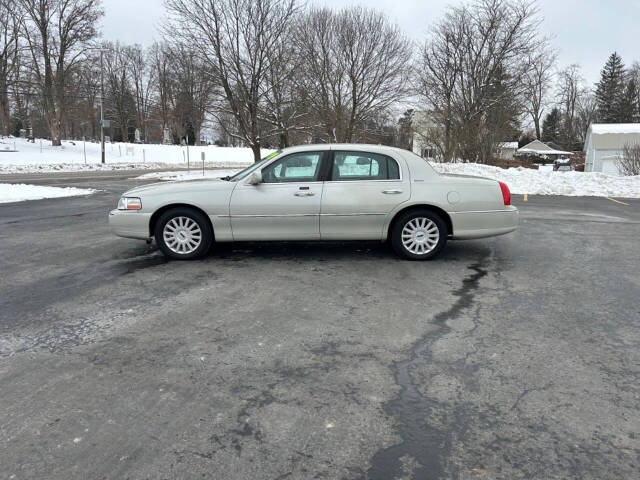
[
  {"x1": 0, "y1": 183, "x2": 95, "y2": 204},
  {"x1": 135, "y1": 169, "x2": 242, "y2": 181},
  {"x1": 0, "y1": 137, "x2": 271, "y2": 174},
  {"x1": 432, "y1": 162, "x2": 640, "y2": 198},
  {"x1": 137, "y1": 160, "x2": 640, "y2": 198},
  {"x1": 2, "y1": 136, "x2": 638, "y2": 198}
]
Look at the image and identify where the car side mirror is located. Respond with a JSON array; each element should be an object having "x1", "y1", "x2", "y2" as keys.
[{"x1": 247, "y1": 170, "x2": 262, "y2": 185}]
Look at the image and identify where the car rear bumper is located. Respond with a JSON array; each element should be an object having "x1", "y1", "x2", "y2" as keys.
[
  {"x1": 109, "y1": 209, "x2": 151, "y2": 240},
  {"x1": 450, "y1": 206, "x2": 518, "y2": 239}
]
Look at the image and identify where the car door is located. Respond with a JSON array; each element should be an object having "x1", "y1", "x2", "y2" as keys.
[
  {"x1": 230, "y1": 151, "x2": 325, "y2": 240},
  {"x1": 320, "y1": 150, "x2": 410, "y2": 240}
]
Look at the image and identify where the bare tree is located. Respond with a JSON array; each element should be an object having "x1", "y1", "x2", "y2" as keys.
[
  {"x1": 167, "y1": 44, "x2": 216, "y2": 144},
  {"x1": 416, "y1": 6, "x2": 461, "y2": 161},
  {"x1": 619, "y1": 143, "x2": 640, "y2": 176},
  {"x1": 127, "y1": 44, "x2": 154, "y2": 142},
  {"x1": 0, "y1": 0, "x2": 21, "y2": 136},
  {"x1": 297, "y1": 7, "x2": 411, "y2": 143},
  {"x1": 575, "y1": 90, "x2": 597, "y2": 146},
  {"x1": 102, "y1": 42, "x2": 135, "y2": 141},
  {"x1": 417, "y1": 0, "x2": 541, "y2": 162},
  {"x1": 165, "y1": 0, "x2": 297, "y2": 162},
  {"x1": 556, "y1": 64, "x2": 587, "y2": 150},
  {"x1": 19, "y1": 0, "x2": 102, "y2": 146},
  {"x1": 523, "y1": 45, "x2": 556, "y2": 139},
  {"x1": 260, "y1": 23, "x2": 307, "y2": 148},
  {"x1": 149, "y1": 42, "x2": 174, "y2": 142}
]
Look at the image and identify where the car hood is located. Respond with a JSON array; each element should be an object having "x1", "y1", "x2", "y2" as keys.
[{"x1": 123, "y1": 178, "x2": 233, "y2": 197}]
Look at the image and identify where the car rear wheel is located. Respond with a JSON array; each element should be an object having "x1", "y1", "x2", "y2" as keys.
[
  {"x1": 155, "y1": 207, "x2": 213, "y2": 260},
  {"x1": 391, "y1": 210, "x2": 447, "y2": 260}
]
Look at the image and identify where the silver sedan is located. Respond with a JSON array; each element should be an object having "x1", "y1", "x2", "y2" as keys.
[{"x1": 109, "y1": 144, "x2": 518, "y2": 260}]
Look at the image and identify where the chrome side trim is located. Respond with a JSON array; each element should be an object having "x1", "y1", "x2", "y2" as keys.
[
  {"x1": 220, "y1": 214, "x2": 316, "y2": 218},
  {"x1": 320, "y1": 213, "x2": 387, "y2": 217},
  {"x1": 322, "y1": 179, "x2": 403, "y2": 184},
  {"x1": 220, "y1": 212, "x2": 387, "y2": 218},
  {"x1": 450, "y1": 209, "x2": 511, "y2": 214}
]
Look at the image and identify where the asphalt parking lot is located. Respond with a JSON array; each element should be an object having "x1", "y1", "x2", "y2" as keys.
[{"x1": 1, "y1": 171, "x2": 639, "y2": 480}]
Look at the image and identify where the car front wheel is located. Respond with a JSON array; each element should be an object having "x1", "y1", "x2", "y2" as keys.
[
  {"x1": 391, "y1": 210, "x2": 447, "y2": 260},
  {"x1": 154, "y1": 207, "x2": 213, "y2": 260}
]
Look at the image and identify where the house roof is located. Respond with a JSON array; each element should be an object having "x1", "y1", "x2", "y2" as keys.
[
  {"x1": 517, "y1": 139, "x2": 573, "y2": 155},
  {"x1": 585, "y1": 123, "x2": 640, "y2": 151},
  {"x1": 589, "y1": 123, "x2": 640, "y2": 135},
  {"x1": 498, "y1": 142, "x2": 519, "y2": 149}
]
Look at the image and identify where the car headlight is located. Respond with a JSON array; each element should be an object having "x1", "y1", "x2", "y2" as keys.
[{"x1": 117, "y1": 197, "x2": 142, "y2": 210}]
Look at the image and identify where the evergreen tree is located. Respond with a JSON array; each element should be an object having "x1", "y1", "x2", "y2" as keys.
[
  {"x1": 397, "y1": 109, "x2": 414, "y2": 151},
  {"x1": 595, "y1": 52, "x2": 626, "y2": 122},
  {"x1": 542, "y1": 107, "x2": 561, "y2": 144},
  {"x1": 620, "y1": 78, "x2": 640, "y2": 123}
]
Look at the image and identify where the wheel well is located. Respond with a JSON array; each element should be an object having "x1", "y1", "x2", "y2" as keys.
[
  {"x1": 387, "y1": 205, "x2": 453, "y2": 240},
  {"x1": 149, "y1": 204, "x2": 214, "y2": 238}
]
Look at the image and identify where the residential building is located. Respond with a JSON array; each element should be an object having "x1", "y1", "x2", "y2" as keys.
[{"x1": 584, "y1": 123, "x2": 640, "y2": 175}]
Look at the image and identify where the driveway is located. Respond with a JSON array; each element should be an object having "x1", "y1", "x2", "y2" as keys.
[{"x1": 1, "y1": 172, "x2": 639, "y2": 479}]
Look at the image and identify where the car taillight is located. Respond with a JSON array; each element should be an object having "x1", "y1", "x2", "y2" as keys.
[{"x1": 498, "y1": 181, "x2": 511, "y2": 206}]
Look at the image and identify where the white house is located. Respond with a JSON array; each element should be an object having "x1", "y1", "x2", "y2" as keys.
[
  {"x1": 495, "y1": 142, "x2": 519, "y2": 159},
  {"x1": 584, "y1": 123, "x2": 640, "y2": 175},
  {"x1": 411, "y1": 111, "x2": 441, "y2": 159},
  {"x1": 516, "y1": 139, "x2": 573, "y2": 160}
]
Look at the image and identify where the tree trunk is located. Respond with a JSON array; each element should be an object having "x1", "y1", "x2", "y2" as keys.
[
  {"x1": 279, "y1": 131, "x2": 288, "y2": 149},
  {"x1": 251, "y1": 143, "x2": 261, "y2": 163},
  {"x1": 0, "y1": 72, "x2": 9, "y2": 135},
  {"x1": 534, "y1": 117, "x2": 541, "y2": 139},
  {"x1": 0, "y1": 92, "x2": 9, "y2": 136},
  {"x1": 49, "y1": 115, "x2": 62, "y2": 146}
]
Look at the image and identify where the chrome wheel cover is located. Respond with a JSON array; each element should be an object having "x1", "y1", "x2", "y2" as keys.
[
  {"x1": 163, "y1": 216, "x2": 202, "y2": 255},
  {"x1": 401, "y1": 217, "x2": 439, "y2": 255}
]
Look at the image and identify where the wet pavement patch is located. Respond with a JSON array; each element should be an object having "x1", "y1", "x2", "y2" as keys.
[
  {"x1": 367, "y1": 261, "x2": 487, "y2": 480},
  {"x1": 0, "y1": 251, "x2": 166, "y2": 332}
]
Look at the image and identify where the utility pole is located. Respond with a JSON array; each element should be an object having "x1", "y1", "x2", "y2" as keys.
[{"x1": 100, "y1": 49, "x2": 105, "y2": 164}]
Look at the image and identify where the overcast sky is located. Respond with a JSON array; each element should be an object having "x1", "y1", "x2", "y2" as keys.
[{"x1": 100, "y1": 0, "x2": 640, "y2": 85}]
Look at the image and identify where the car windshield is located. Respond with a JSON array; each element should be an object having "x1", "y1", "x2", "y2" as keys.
[{"x1": 226, "y1": 150, "x2": 282, "y2": 181}]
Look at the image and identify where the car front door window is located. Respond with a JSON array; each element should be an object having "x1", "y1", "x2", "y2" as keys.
[{"x1": 262, "y1": 152, "x2": 323, "y2": 183}]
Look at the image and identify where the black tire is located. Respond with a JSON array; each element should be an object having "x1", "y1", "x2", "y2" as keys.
[
  {"x1": 391, "y1": 209, "x2": 448, "y2": 260},
  {"x1": 154, "y1": 207, "x2": 213, "y2": 260}
]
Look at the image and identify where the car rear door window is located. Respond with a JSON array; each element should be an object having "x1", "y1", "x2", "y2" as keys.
[
  {"x1": 331, "y1": 151, "x2": 400, "y2": 181},
  {"x1": 262, "y1": 152, "x2": 323, "y2": 183}
]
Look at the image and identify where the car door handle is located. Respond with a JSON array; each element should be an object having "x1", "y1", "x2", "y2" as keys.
[
  {"x1": 382, "y1": 189, "x2": 403, "y2": 194},
  {"x1": 294, "y1": 192, "x2": 315, "y2": 197}
]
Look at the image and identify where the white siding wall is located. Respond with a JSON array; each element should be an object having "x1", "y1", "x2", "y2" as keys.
[
  {"x1": 585, "y1": 128, "x2": 640, "y2": 173},
  {"x1": 593, "y1": 150, "x2": 621, "y2": 173},
  {"x1": 585, "y1": 135, "x2": 594, "y2": 171}
]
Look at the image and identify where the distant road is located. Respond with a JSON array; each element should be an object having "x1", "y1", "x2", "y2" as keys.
[{"x1": 0, "y1": 167, "x2": 234, "y2": 185}]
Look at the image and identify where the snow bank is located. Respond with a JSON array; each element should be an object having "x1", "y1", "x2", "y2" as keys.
[
  {"x1": 135, "y1": 169, "x2": 242, "y2": 181},
  {"x1": 0, "y1": 183, "x2": 95, "y2": 204},
  {"x1": 0, "y1": 137, "x2": 272, "y2": 174},
  {"x1": 431, "y1": 162, "x2": 640, "y2": 198},
  {"x1": 138, "y1": 161, "x2": 640, "y2": 198}
]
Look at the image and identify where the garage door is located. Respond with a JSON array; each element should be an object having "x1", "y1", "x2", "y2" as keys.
[{"x1": 601, "y1": 158, "x2": 621, "y2": 176}]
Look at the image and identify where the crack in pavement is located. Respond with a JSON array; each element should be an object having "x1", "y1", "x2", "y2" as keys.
[{"x1": 367, "y1": 259, "x2": 488, "y2": 480}]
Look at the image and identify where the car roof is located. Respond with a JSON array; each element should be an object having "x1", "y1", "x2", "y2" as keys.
[
  {"x1": 280, "y1": 143, "x2": 410, "y2": 156},
  {"x1": 275, "y1": 143, "x2": 437, "y2": 178}
]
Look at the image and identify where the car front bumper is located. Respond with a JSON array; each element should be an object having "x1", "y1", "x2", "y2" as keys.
[{"x1": 109, "y1": 209, "x2": 152, "y2": 240}]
